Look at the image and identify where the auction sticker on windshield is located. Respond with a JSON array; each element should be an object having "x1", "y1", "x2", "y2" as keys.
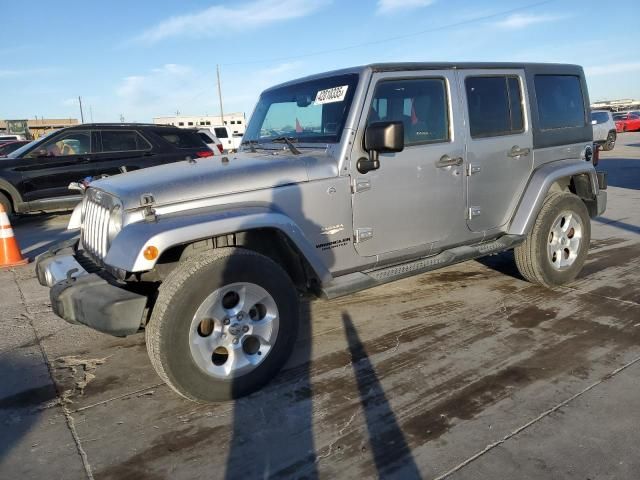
[{"x1": 315, "y1": 85, "x2": 349, "y2": 105}]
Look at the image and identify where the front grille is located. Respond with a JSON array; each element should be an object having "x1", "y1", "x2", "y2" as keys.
[{"x1": 80, "y1": 190, "x2": 111, "y2": 260}]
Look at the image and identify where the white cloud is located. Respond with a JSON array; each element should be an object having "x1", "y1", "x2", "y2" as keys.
[
  {"x1": 0, "y1": 67, "x2": 56, "y2": 78},
  {"x1": 494, "y1": 13, "x2": 563, "y2": 29},
  {"x1": 376, "y1": 0, "x2": 435, "y2": 14},
  {"x1": 585, "y1": 62, "x2": 640, "y2": 77},
  {"x1": 111, "y1": 62, "x2": 305, "y2": 121},
  {"x1": 135, "y1": 0, "x2": 330, "y2": 44}
]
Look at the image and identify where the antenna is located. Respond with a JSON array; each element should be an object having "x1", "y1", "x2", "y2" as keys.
[
  {"x1": 78, "y1": 96, "x2": 85, "y2": 123},
  {"x1": 216, "y1": 64, "x2": 224, "y2": 124}
]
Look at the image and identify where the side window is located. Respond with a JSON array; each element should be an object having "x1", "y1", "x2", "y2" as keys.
[
  {"x1": 534, "y1": 75, "x2": 585, "y2": 130},
  {"x1": 36, "y1": 131, "x2": 91, "y2": 157},
  {"x1": 101, "y1": 131, "x2": 151, "y2": 152},
  {"x1": 367, "y1": 78, "x2": 449, "y2": 146},
  {"x1": 465, "y1": 76, "x2": 524, "y2": 138},
  {"x1": 197, "y1": 132, "x2": 212, "y2": 144}
]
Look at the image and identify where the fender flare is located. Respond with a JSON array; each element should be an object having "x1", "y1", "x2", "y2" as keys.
[
  {"x1": 105, "y1": 205, "x2": 333, "y2": 285},
  {"x1": 0, "y1": 178, "x2": 25, "y2": 213},
  {"x1": 508, "y1": 159, "x2": 599, "y2": 236}
]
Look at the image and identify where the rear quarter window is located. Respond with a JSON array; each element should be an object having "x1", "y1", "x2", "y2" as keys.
[
  {"x1": 535, "y1": 75, "x2": 586, "y2": 130},
  {"x1": 154, "y1": 129, "x2": 205, "y2": 148}
]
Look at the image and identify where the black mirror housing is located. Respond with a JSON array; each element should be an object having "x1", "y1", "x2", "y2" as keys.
[
  {"x1": 358, "y1": 121, "x2": 405, "y2": 174},
  {"x1": 365, "y1": 121, "x2": 404, "y2": 153}
]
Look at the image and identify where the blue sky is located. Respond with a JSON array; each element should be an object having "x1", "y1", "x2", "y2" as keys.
[{"x1": 1, "y1": 0, "x2": 638, "y2": 122}]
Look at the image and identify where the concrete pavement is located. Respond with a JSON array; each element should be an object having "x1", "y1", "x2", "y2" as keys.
[{"x1": 1, "y1": 132, "x2": 639, "y2": 479}]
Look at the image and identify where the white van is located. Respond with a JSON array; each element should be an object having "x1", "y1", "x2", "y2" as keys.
[{"x1": 212, "y1": 126, "x2": 242, "y2": 152}]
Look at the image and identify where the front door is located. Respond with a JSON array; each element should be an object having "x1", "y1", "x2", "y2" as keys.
[
  {"x1": 351, "y1": 70, "x2": 466, "y2": 258},
  {"x1": 18, "y1": 129, "x2": 96, "y2": 204},
  {"x1": 457, "y1": 70, "x2": 533, "y2": 232}
]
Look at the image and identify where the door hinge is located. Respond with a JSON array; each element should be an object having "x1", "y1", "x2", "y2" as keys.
[
  {"x1": 354, "y1": 227, "x2": 373, "y2": 243},
  {"x1": 468, "y1": 206, "x2": 481, "y2": 219},
  {"x1": 352, "y1": 178, "x2": 371, "y2": 193},
  {"x1": 467, "y1": 164, "x2": 481, "y2": 175}
]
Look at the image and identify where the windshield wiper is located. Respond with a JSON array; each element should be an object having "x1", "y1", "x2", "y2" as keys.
[
  {"x1": 241, "y1": 139, "x2": 259, "y2": 153},
  {"x1": 271, "y1": 136, "x2": 301, "y2": 155}
]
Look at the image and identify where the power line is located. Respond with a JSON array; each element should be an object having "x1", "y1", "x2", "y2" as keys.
[{"x1": 222, "y1": 0, "x2": 556, "y2": 67}]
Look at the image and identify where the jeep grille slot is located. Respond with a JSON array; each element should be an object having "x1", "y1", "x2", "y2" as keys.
[{"x1": 81, "y1": 193, "x2": 110, "y2": 260}]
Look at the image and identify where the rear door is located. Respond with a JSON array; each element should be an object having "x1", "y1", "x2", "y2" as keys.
[
  {"x1": 91, "y1": 129, "x2": 159, "y2": 176},
  {"x1": 457, "y1": 70, "x2": 533, "y2": 232}
]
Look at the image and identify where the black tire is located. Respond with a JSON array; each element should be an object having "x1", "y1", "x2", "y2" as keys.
[
  {"x1": 0, "y1": 192, "x2": 12, "y2": 215},
  {"x1": 601, "y1": 132, "x2": 616, "y2": 151},
  {"x1": 514, "y1": 192, "x2": 590, "y2": 287},
  {"x1": 146, "y1": 247, "x2": 299, "y2": 402}
]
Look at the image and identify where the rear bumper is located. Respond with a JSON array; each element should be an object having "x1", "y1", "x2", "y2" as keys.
[{"x1": 36, "y1": 240, "x2": 147, "y2": 337}]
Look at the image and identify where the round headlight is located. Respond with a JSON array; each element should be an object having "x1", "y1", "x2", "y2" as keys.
[{"x1": 108, "y1": 205, "x2": 123, "y2": 243}]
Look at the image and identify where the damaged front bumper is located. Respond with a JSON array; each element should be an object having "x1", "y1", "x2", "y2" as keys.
[{"x1": 36, "y1": 240, "x2": 147, "y2": 337}]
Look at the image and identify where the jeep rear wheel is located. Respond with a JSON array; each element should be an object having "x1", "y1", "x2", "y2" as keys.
[
  {"x1": 514, "y1": 192, "x2": 590, "y2": 287},
  {"x1": 602, "y1": 131, "x2": 616, "y2": 151},
  {"x1": 146, "y1": 247, "x2": 299, "y2": 402}
]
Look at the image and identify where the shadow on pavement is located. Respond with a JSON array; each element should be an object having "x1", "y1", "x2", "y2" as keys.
[
  {"x1": 597, "y1": 158, "x2": 640, "y2": 190},
  {"x1": 342, "y1": 312, "x2": 421, "y2": 479},
  {"x1": 13, "y1": 212, "x2": 76, "y2": 260},
  {"x1": 0, "y1": 351, "x2": 57, "y2": 467},
  {"x1": 594, "y1": 217, "x2": 640, "y2": 235}
]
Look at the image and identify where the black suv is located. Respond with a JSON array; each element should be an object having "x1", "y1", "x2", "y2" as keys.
[{"x1": 0, "y1": 123, "x2": 212, "y2": 214}]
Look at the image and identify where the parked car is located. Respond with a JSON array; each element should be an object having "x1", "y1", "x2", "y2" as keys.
[
  {"x1": 613, "y1": 112, "x2": 640, "y2": 132},
  {"x1": 0, "y1": 134, "x2": 26, "y2": 143},
  {"x1": 0, "y1": 140, "x2": 30, "y2": 156},
  {"x1": 590, "y1": 110, "x2": 616, "y2": 151},
  {"x1": 212, "y1": 125, "x2": 242, "y2": 152},
  {"x1": 195, "y1": 128, "x2": 224, "y2": 154},
  {"x1": 0, "y1": 123, "x2": 211, "y2": 215},
  {"x1": 37, "y1": 62, "x2": 606, "y2": 403}
]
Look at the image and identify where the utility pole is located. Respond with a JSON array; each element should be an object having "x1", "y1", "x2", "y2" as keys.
[
  {"x1": 216, "y1": 64, "x2": 225, "y2": 124},
  {"x1": 78, "y1": 96, "x2": 85, "y2": 123}
]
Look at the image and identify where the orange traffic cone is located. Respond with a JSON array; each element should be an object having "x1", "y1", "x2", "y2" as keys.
[{"x1": 0, "y1": 204, "x2": 28, "y2": 268}]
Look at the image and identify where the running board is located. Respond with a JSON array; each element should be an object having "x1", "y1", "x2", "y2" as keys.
[{"x1": 321, "y1": 234, "x2": 524, "y2": 299}]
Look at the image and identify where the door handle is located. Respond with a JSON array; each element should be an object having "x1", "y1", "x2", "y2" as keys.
[
  {"x1": 508, "y1": 145, "x2": 531, "y2": 158},
  {"x1": 77, "y1": 157, "x2": 90, "y2": 163},
  {"x1": 436, "y1": 154, "x2": 463, "y2": 168}
]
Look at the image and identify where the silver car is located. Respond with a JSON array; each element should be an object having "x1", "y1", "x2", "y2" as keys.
[
  {"x1": 591, "y1": 110, "x2": 616, "y2": 151},
  {"x1": 37, "y1": 62, "x2": 607, "y2": 402}
]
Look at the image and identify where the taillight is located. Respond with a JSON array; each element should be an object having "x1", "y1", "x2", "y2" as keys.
[
  {"x1": 196, "y1": 150, "x2": 214, "y2": 158},
  {"x1": 217, "y1": 144, "x2": 224, "y2": 154}
]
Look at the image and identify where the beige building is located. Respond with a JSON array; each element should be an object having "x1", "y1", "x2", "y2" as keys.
[
  {"x1": 153, "y1": 113, "x2": 246, "y2": 135},
  {"x1": 0, "y1": 118, "x2": 79, "y2": 139}
]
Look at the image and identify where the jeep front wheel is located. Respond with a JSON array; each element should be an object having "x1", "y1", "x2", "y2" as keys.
[
  {"x1": 514, "y1": 192, "x2": 590, "y2": 287},
  {"x1": 146, "y1": 247, "x2": 299, "y2": 402}
]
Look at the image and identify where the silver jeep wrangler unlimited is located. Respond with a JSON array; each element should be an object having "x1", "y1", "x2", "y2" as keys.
[{"x1": 37, "y1": 62, "x2": 607, "y2": 402}]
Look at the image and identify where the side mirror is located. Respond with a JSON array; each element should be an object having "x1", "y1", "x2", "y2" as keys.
[{"x1": 358, "y1": 121, "x2": 404, "y2": 174}]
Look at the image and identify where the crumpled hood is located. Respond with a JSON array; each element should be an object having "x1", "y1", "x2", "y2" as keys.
[{"x1": 90, "y1": 149, "x2": 336, "y2": 210}]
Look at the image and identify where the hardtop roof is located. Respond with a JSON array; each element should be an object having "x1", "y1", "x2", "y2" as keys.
[{"x1": 264, "y1": 62, "x2": 584, "y2": 92}]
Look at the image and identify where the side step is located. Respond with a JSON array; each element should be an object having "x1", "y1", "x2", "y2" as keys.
[{"x1": 321, "y1": 234, "x2": 524, "y2": 299}]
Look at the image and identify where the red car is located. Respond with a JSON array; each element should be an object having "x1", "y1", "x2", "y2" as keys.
[{"x1": 613, "y1": 113, "x2": 640, "y2": 133}]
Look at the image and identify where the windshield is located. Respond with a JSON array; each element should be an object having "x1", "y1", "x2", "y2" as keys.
[
  {"x1": 243, "y1": 73, "x2": 359, "y2": 145},
  {"x1": 7, "y1": 129, "x2": 58, "y2": 158}
]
